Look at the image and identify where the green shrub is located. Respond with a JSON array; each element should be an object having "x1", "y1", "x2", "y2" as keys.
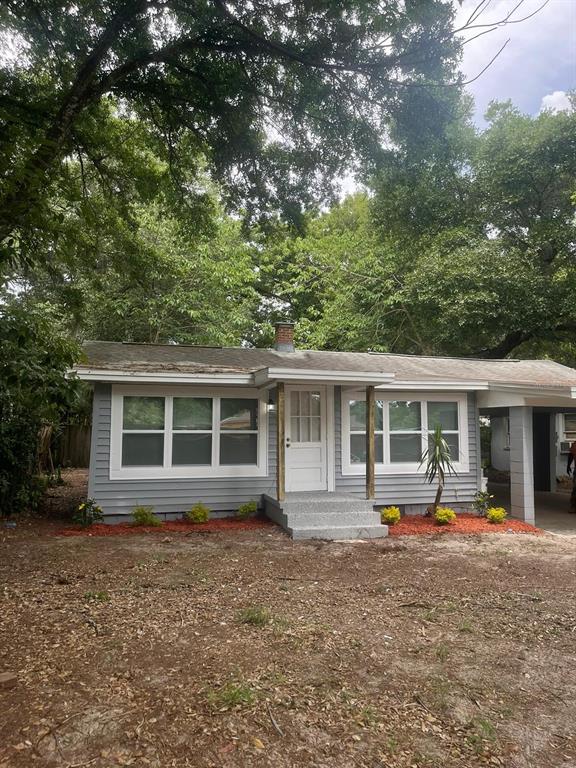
[
  {"x1": 380, "y1": 506, "x2": 401, "y2": 525},
  {"x1": 237, "y1": 500, "x2": 258, "y2": 518},
  {"x1": 472, "y1": 490, "x2": 494, "y2": 517},
  {"x1": 486, "y1": 506, "x2": 507, "y2": 524},
  {"x1": 73, "y1": 498, "x2": 104, "y2": 527},
  {"x1": 238, "y1": 606, "x2": 270, "y2": 626},
  {"x1": 185, "y1": 502, "x2": 210, "y2": 523},
  {"x1": 434, "y1": 506, "x2": 457, "y2": 526},
  {"x1": 132, "y1": 505, "x2": 162, "y2": 526}
]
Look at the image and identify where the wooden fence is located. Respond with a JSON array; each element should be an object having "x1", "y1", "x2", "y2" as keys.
[{"x1": 55, "y1": 425, "x2": 92, "y2": 468}]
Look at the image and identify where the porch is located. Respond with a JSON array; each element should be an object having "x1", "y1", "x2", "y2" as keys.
[{"x1": 270, "y1": 380, "x2": 387, "y2": 539}]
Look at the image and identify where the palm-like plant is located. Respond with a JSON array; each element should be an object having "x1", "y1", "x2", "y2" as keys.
[{"x1": 420, "y1": 425, "x2": 457, "y2": 516}]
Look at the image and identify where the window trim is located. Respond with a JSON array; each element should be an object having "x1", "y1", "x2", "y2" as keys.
[
  {"x1": 110, "y1": 385, "x2": 268, "y2": 479},
  {"x1": 341, "y1": 391, "x2": 469, "y2": 476}
]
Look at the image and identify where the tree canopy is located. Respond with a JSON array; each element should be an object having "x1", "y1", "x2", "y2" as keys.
[
  {"x1": 255, "y1": 99, "x2": 576, "y2": 362},
  {"x1": 1, "y1": 0, "x2": 462, "y2": 267}
]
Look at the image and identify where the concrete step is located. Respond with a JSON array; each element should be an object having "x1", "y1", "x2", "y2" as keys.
[
  {"x1": 284, "y1": 510, "x2": 382, "y2": 527},
  {"x1": 289, "y1": 524, "x2": 388, "y2": 541},
  {"x1": 262, "y1": 493, "x2": 387, "y2": 540},
  {"x1": 280, "y1": 499, "x2": 374, "y2": 515}
]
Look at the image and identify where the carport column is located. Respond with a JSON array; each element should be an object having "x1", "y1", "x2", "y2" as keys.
[
  {"x1": 276, "y1": 382, "x2": 285, "y2": 502},
  {"x1": 509, "y1": 406, "x2": 535, "y2": 525},
  {"x1": 366, "y1": 385, "x2": 375, "y2": 500},
  {"x1": 549, "y1": 415, "x2": 557, "y2": 493}
]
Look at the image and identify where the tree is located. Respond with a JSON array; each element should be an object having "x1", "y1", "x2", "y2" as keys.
[
  {"x1": 0, "y1": 0, "x2": 467, "y2": 267},
  {"x1": 421, "y1": 425, "x2": 456, "y2": 515},
  {"x1": 0, "y1": 300, "x2": 78, "y2": 516},
  {"x1": 279, "y1": 100, "x2": 576, "y2": 361},
  {"x1": 14, "y1": 199, "x2": 259, "y2": 346}
]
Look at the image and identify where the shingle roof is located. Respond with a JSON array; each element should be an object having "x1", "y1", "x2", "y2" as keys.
[{"x1": 77, "y1": 341, "x2": 576, "y2": 388}]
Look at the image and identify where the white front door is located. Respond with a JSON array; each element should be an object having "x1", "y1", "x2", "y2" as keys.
[{"x1": 285, "y1": 386, "x2": 327, "y2": 492}]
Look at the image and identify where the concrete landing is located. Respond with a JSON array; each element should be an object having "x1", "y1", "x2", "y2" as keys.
[
  {"x1": 490, "y1": 483, "x2": 576, "y2": 537},
  {"x1": 263, "y1": 492, "x2": 388, "y2": 541}
]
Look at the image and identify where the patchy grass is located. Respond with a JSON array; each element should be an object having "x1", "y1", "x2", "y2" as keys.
[
  {"x1": 207, "y1": 681, "x2": 257, "y2": 710},
  {"x1": 238, "y1": 605, "x2": 271, "y2": 626}
]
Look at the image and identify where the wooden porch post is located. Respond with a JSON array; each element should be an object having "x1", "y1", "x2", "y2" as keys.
[
  {"x1": 276, "y1": 382, "x2": 286, "y2": 502},
  {"x1": 366, "y1": 385, "x2": 375, "y2": 500}
]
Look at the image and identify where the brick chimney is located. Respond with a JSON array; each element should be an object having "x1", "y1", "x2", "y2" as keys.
[{"x1": 274, "y1": 322, "x2": 295, "y2": 352}]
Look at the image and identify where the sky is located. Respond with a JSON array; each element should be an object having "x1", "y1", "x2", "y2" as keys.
[{"x1": 455, "y1": 0, "x2": 576, "y2": 124}]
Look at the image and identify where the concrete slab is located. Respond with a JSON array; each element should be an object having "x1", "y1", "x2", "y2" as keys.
[{"x1": 489, "y1": 482, "x2": 576, "y2": 537}]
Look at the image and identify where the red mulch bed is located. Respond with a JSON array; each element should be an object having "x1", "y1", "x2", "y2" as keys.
[
  {"x1": 57, "y1": 518, "x2": 275, "y2": 537},
  {"x1": 388, "y1": 512, "x2": 541, "y2": 537}
]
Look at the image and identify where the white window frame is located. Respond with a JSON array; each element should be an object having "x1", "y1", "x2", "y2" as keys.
[
  {"x1": 110, "y1": 385, "x2": 268, "y2": 480},
  {"x1": 341, "y1": 390, "x2": 469, "y2": 476}
]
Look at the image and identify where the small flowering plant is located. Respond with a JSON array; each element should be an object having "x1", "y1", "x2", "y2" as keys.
[
  {"x1": 74, "y1": 498, "x2": 104, "y2": 527},
  {"x1": 434, "y1": 506, "x2": 457, "y2": 526},
  {"x1": 472, "y1": 490, "x2": 494, "y2": 517},
  {"x1": 381, "y1": 506, "x2": 401, "y2": 525},
  {"x1": 486, "y1": 506, "x2": 507, "y2": 524}
]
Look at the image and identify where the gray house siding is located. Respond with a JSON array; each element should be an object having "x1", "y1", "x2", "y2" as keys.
[
  {"x1": 88, "y1": 383, "x2": 277, "y2": 519},
  {"x1": 334, "y1": 388, "x2": 480, "y2": 513},
  {"x1": 88, "y1": 383, "x2": 480, "y2": 519}
]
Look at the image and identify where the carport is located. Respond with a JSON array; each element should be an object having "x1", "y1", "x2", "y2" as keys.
[{"x1": 479, "y1": 383, "x2": 576, "y2": 527}]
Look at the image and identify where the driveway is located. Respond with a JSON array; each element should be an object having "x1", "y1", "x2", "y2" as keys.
[{"x1": 489, "y1": 482, "x2": 576, "y2": 537}]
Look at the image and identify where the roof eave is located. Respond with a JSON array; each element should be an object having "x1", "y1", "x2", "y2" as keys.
[{"x1": 72, "y1": 367, "x2": 254, "y2": 386}]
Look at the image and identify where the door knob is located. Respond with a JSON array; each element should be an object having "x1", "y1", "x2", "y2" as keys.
[{"x1": 286, "y1": 437, "x2": 291, "y2": 447}]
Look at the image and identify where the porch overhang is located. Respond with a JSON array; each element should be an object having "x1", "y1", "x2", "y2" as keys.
[{"x1": 253, "y1": 367, "x2": 395, "y2": 387}]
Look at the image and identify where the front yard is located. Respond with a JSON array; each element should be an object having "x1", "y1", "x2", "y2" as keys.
[{"x1": 1, "y1": 523, "x2": 576, "y2": 768}]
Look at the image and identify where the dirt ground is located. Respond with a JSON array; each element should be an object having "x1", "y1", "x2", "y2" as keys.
[{"x1": 2, "y1": 523, "x2": 576, "y2": 768}]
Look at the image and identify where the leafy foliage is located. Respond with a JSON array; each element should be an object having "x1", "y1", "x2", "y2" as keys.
[
  {"x1": 0, "y1": 300, "x2": 78, "y2": 516},
  {"x1": 420, "y1": 426, "x2": 457, "y2": 515},
  {"x1": 0, "y1": 0, "x2": 461, "y2": 267},
  {"x1": 132, "y1": 505, "x2": 161, "y2": 526},
  {"x1": 74, "y1": 498, "x2": 104, "y2": 527},
  {"x1": 237, "y1": 500, "x2": 258, "y2": 519},
  {"x1": 380, "y1": 506, "x2": 401, "y2": 525},
  {"x1": 434, "y1": 506, "x2": 456, "y2": 526},
  {"x1": 486, "y1": 507, "x2": 507, "y2": 524},
  {"x1": 472, "y1": 491, "x2": 494, "y2": 517},
  {"x1": 264, "y1": 101, "x2": 576, "y2": 363},
  {"x1": 185, "y1": 503, "x2": 210, "y2": 524}
]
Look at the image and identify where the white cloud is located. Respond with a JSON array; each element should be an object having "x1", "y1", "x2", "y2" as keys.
[
  {"x1": 540, "y1": 90, "x2": 571, "y2": 113},
  {"x1": 454, "y1": 0, "x2": 576, "y2": 124}
]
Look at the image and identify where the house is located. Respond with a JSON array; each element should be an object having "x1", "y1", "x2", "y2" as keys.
[
  {"x1": 75, "y1": 323, "x2": 576, "y2": 539},
  {"x1": 491, "y1": 412, "x2": 576, "y2": 488}
]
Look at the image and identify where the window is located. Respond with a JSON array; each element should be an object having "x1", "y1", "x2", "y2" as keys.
[
  {"x1": 427, "y1": 401, "x2": 460, "y2": 461},
  {"x1": 290, "y1": 391, "x2": 321, "y2": 442},
  {"x1": 389, "y1": 401, "x2": 422, "y2": 463},
  {"x1": 220, "y1": 399, "x2": 259, "y2": 465},
  {"x1": 564, "y1": 414, "x2": 576, "y2": 441},
  {"x1": 121, "y1": 397, "x2": 165, "y2": 466},
  {"x1": 111, "y1": 388, "x2": 267, "y2": 478},
  {"x1": 341, "y1": 392, "x2": 468, "y2": 474},
  {"x1": 348, "y1": 400, "x2": 384, "y2": 463},
  {"x1": 172, "y1": 397, "x2": 212, "y2": 466}
]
